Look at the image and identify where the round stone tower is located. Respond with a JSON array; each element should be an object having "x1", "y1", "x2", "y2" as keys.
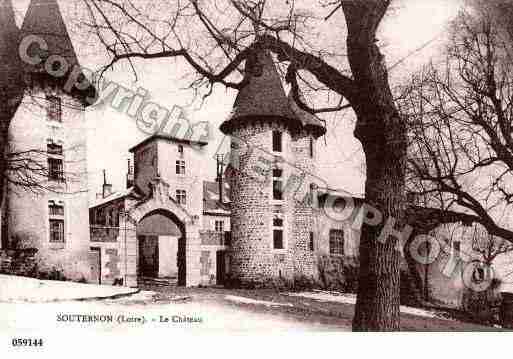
[
  {"x1": 288, "y1": 91, "x2": 326, "y2": 279},
  {"x1": 220, "y1": 50, "x2": 303, "y2": 286}
]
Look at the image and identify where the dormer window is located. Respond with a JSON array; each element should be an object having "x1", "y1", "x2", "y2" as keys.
[
  {"x1": 46, "y1": 95, "x2": 62, "y2": 122},
  {"x1": 272, "y1": 130, "x2": 282, "y2": 152}
]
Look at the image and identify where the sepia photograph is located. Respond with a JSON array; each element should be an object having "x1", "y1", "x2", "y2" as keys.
[{"x1": 1, "y1": 0, "x2": 513, "y2": 352}]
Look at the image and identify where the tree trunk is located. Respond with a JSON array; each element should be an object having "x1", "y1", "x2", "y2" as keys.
[
  {"x1": 0, "y1": 93, "x2": 23, "y2": 249},
  {"x1": 351, "y1": 109, "x2": 407, "y2": 331},
  {"x1": 340, "y1": 0, "x2": 408, "y2": 331}
]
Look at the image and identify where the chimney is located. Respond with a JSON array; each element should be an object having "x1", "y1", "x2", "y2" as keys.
[
  {"x1": 126, "y1": 159, "x2": 134, "y2": 189},
  {"x1": 216, "y1": 154, "x2": 225, "y2": 205},
  {"x1": 102, "y1": 169, "x2": 113, "y2": 198}
]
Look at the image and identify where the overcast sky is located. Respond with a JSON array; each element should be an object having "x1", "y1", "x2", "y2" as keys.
[{"x1": 12, "y1": 0, "x2": 463, "y2": 202}]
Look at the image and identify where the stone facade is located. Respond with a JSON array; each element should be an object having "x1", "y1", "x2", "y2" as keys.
[
  {"x1": 291, "y1": 130, "x2": 318, "y2": 280},
  {"x1": 6, "y1": 86, "x2": 91, "y2": 281},
  {"x1": 228, "y1": 122, "x2": 294, "y2": 284}
]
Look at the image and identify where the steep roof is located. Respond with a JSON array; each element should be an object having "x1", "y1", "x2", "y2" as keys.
[
  {"x1": 20, "y1": 0, "x2": 95, "y2": 103},
  {"x1": 21, "y1": 0, "x2": 79, "y2": 71},
  {"x1": 0, "y1": 0, "x2": 23, "y2": 93},
  {"x1": 220, "y1": 50, "x2": 301, "y2": 134},
  {"x1": 287, "y1": 90, "x2": 326, "y2": 139},
  {"x1": 0, "y1": 0, "x2": 18, "y2": 55}
]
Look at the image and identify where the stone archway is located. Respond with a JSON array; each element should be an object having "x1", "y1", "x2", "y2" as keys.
[
  {"x1": 119, "y1": 178, "x2": 201, "y2": 287},
  {"x1": 137, "y1": 208, "x2": 185, "y2": 284}
]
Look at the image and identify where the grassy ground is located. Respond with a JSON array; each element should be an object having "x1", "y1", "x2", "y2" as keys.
[{"x1": 140, "y1": 284, "x2": 501, "y2": 331}]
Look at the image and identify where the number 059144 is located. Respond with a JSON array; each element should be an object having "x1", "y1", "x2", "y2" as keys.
[{"x1": 11, "y1": 338, "x2": 43, "y2": 347}]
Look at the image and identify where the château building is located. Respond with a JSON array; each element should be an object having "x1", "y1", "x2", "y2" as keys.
[
  {"x1": 87, "y1": 51, "x2": 362, "y2": 287},
  {"x1": 0, "y1": 0, "x2": 362, "y2": 287}
]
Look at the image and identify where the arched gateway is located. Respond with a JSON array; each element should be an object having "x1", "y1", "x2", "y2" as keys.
[{"x1": 121, "y1": 178, "x2": 202, "y2": 287}]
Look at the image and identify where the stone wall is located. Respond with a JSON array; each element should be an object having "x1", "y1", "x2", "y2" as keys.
[
  {"x1": 0, "y1": 249, "x2": 38, "y2": 277},
  {"x1": 291, "y1": 130, "x2": 317, "y2": 280},
  {"x1": 228, "y1": 121, "x2": 295, "y2": 286}
]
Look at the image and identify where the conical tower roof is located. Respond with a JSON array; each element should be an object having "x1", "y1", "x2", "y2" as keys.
[
  {"x1": 287, "y1": 90, "x2": 326, "y2": 138},
  {"x1": 21, "y1": 0, "x2": 79, "y2": 71},
  {"x1": 220, "y1": 50, "x2": 301, "y2": 134},
  {"x1": 20, "y1": 0, "x2": 95, "y2": 103},
  {"x1": 0, "y1": 0, "x2": 23, "y2": 94}
]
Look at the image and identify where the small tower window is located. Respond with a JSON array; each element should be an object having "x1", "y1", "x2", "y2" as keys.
[
  {"x1": 309, "y1": 137, "x2": 314, "y2": 158},
  {"x1": 46, "y1": 95, "x2": 62, "y2": 122},
  {"x1": 272, "y1": 130, "x2": 282, "y2": 152},
  {"x1": 273, "y1": 216, "x2": 284, "y2": 249},
  {"x1": 309, "y1": 232, "x2": 315, "y2": 251},
  {"x1": 178, "y1": 144, "x2": 184, "y2": 157},
  {"x1": 176, "y1": 160, "x2": 186, "y2": 175},
  {"x1": 273, "y1": 167, "x2": 283, "y2": 200}
]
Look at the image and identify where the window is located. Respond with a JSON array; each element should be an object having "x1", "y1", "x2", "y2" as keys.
[
  {"x1": 329, "y1": 229, "x2": 344, "y2": 256},
  {"x1": 178, "y1": 144, "x2": 184, "y2": 157},
  {"x1": 272, "y1": 130, "x2": 282, "y2": 152},
  {"x1": 309, "y1": 232, "x2": 314, "y2": 251},
  {"x1": 273, "y1": 168, "x2": 283, "y2": 200},
  {"x1": 273, "y1": 216, "x2": 284, "y2": 249},
  {"x1": 48, "y1": 158, "x2": 64, "y2": 182},
  {"x1": 47, "y1": 142, "x2": 63, "y2": 155},
  {"x1": 215, "y1": 220, "x2": 224, "y2": 233},
  {"x1": 46, "y1": 95, "x2": 62, "y2": 122},
  {"x1": 176, "y1": 189, "x2": 187, "y2": 205},
  {"x1": 309, "y1": 137, "x2": 314, "y2": 158},
  {"x1": 49, "y1": 219, "x2": 64, "y2": 243},
  {"x1": 49, "y1": 200, "x2": 65, "y2": 243},
  {"x1": 176, "y1": 160, "x2": 186, "y2": 175},
  {"x1": 48, "y1": 203, "x2": 64, "y2": 216}
]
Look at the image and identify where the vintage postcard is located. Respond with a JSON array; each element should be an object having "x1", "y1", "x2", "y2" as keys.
[{"x1": 1, "y1": 0, "x2": 512, "y2": 353}]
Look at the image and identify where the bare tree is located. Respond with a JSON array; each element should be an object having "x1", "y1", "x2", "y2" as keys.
[
  {"x1": 471, "y1": 224, "x2": 513, "y2": 266},
  {"x1": 78, "y1": 0, "x2": 412, "y2": 330},
  {"x1": 399, "y1": 5, "x2": 513, "y2": 247}
]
